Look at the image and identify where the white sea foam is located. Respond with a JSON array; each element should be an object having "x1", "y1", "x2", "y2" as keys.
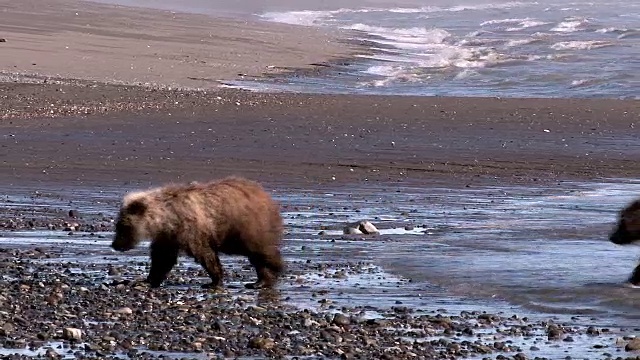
[
  {"x1": 350, "y1": 2, "x2": 529, "y2": 15},
  {"x1": 505, "y1": 38, "x2": 539, "y2": 47},
  {"x1": 480, "y1": 18, "x2": 529, "y2": 26},
  {"x1": 481, "y1": 17, "x2": 548, "y2": 32},
  {"x1": 384, "y1": 7, "x2": 426, "y2": 14},
  {"x1": 346, "y1": 24, "x2": 451, "y2": 44},
  {"x1": 550, "y1": 17, "x2": 589, "y2": 32},
  {"x1": 570, "y1": 78, "x2": 596, "y2": 87},
  {"x1": 596, "y1": 27, "x2": 626, "y2": 34},
  {"x1": 359, "y1": 65, "x2": 421, "y2": 88},
  {"x1": 443, "y1": 2, "x2": 527, "y2": 13},
  {"x1": 260, "y1": 2, "x2": 530, "y2": 27},
  {"x1": 458, "y1": 38, "x2": 504, "y2": 47},
  {"x1": 550, "y1": 40, "x2": 614, "y2": 51},
  {"x1": 507, "y1": 20, "x2": 549, "y2": 31},
  {"x1": 454, "y1": 69, "x2": 479, "y2": 80},
  {"x1": 260, "y1": 10, "x2": 334, "y2": 26}
]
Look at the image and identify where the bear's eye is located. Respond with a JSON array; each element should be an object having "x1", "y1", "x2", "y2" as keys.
[
  {"x1": 127, "y1": 200, "x2": 147, "y2": 216},
  {"x1": 116, "y1": 219, "x2": 133, "y2": 233}
]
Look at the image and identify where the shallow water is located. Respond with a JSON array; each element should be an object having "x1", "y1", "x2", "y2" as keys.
[
  {"x1": 3, "y1": 179, "x2": 640, "y2": 322},
  {"x1": 2, "y1": 179, "x2": 640, "y2": 359}
]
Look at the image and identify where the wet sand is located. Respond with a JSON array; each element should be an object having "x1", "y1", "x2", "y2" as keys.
[{"x1": 1, "y1": 82, "x2": 639, "y2": 188}]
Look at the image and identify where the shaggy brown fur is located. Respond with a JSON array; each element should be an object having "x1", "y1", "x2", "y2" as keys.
[
  {"x1": 609, "y1": 199, "x2": 640, "y2": 285},
  {"x1": 111, "y1": 176, "x2": 285, "y2": 289}
]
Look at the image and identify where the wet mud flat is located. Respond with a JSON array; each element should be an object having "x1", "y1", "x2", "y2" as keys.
[{"x1": 2, "y1": 181, "x2": 640, "y2": 359}]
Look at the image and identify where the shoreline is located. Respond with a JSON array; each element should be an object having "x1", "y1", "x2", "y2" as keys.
[{"x1": 0, "y1": 0, "x2": 362, "y2": 90}]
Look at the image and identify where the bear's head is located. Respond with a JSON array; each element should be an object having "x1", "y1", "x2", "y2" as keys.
[
  {"x1": 112, "y1": 192, "x2": 149, "y2": 252},
  {"x1": 610, "y1": 199, "x2": 640, "y2": 245}
]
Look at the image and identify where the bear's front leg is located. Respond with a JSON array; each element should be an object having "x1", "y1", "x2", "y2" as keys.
[
  {"x1": 147, "y1": 242, "x2": 179, "y2": 288},
  {"x1": 195, "y1": 250, "x2": 224, "y2": 289}
]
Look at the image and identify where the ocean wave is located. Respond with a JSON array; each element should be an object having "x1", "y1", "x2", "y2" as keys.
[
  {"x1": 359, "y1": 2, "x2": 531, "y2": 15},
  {"x1": 458, "y1": 38, "x2": 504, "y2": 47},
  {"x1": 259, "y1": 2, "x2": 531, "y2": 27},
  {"x1": 480, "y1": 18, "x2": 530, "y2": 26},
  {"x1": 442, "y1": 2, "x2": 528, "y2": 13},
  {"x1": 550, "y1": 41, "x2": 615, "y2": 51},
  {"x1": 594, "y1": 27, "x2": 640, "y2": 39},
  {"x1": 259, "y1": 10, "x2": 333, "y2": 26},
  {"x1": 454, "y1": 69, "x2": 480, "y2": 80},
  {"x1": 596, "y1": 27, "x2": 628, "y2": 34},
  {"x1": 366, "y1": 45, "x2": 520, "y2": 71},
  {"x1": 570, "y1": 78, "x2": 600, "y2": 88},
  {"x1": 363, "y1": 65, "x2": 419, "y2": 81},
  {"x1": 507, "y1": 20, "x2": 549, "y2": 32},
  {"x1": 357, "y1": 53, "x2": 418, "y2": 64},
  {"x1": 550, "y1": 17, "x2": 590, "y2": 33},
  {"x1": 346, "y1": 24, "x2": 452, "y2": 45},
  {"x1": 618, "y1": 30, "x2": 640, "y2": 39},
  {"x1": 481, "y1": 17, "x2": 549, "y2": 32},
  {"x1": 505, "y1": 38, "x2": 541, "y2": 47},
  {"x1": 466, "y1": 30, "x2": 490, "y2": 37}
]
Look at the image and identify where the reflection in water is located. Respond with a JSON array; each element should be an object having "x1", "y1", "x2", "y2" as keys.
[{"x1": 275, "y1": 179, "x2": 640, "y2": 325}]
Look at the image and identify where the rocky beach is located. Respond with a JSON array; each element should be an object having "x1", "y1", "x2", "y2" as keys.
[{"x1": 1, "y1": 0, "x2": 640, "y2": 359}]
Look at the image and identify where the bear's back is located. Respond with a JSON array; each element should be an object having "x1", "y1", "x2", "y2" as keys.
[{"x1": 157, "y1": 177, "x2": 282, "y2": 249}]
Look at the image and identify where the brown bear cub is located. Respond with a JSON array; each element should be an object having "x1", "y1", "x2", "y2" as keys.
[
  {"x1": 610, "y1": 199, "x2": 640, "y2": 285},
  {"x1": 111, "y1": 176, "x2": 285, "y2": 289}
]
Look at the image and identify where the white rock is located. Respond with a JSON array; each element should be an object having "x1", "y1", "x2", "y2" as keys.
[
  {"x1": 344, "y1": 220, "x2": 379, "y2": 235},
  {"x1": 343, "y1": 226, "x2": 363, "y2": 235},
  {"x1": 63, "y1": 327, "x2": 82, "y2": 341},
  {"x1": 358, "y1": 220, "x2": 379, "y2": 235}
]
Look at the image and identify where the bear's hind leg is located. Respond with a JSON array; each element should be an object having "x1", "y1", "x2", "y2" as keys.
[
  {"x1": 246, "y1": 249, "x2": 284, "y2": 289},
  {"x1": 147, "y1": 242, "x2": 179, "y2": 288},
  {"x1": 194, "y1": 249, "x2": 224, "y2": 289}
]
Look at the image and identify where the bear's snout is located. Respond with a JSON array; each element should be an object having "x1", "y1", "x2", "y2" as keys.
[
  {"x1": 610, "y1": 224, "x2": 636, "y2": 245},
  {"x1": 609, "y1": 229, "x2": 625, "y2": 245}
]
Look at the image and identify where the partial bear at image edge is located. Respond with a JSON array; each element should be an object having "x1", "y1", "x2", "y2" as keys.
[
  {"x1": 111, "y1": 176, "x2": 285, "y2": 290},
  {"x1": 610, "y1": 199, "x2": 640, "y2": 285}
]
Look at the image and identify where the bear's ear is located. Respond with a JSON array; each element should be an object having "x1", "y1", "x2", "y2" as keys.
[{"x1": 127, "y1": 200, "x2": 147, "y2": 216}]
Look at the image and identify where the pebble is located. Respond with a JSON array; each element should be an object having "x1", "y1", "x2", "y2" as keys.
[
  {"x1": 333, "y1": 313, "x2": 351, "y2": 326},
  {"x1": 114, "y1": 307, "x2": 133, "y2": 315},
  {"x1": 248, "y1": 337, "x2": 276, "y2": 350}
]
